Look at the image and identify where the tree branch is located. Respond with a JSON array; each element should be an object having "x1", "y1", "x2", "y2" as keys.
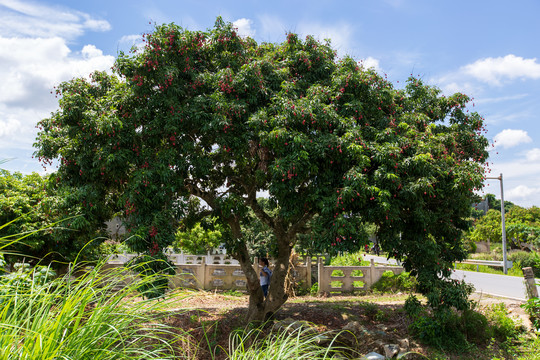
[{"x1": 244, "y1": 185, "x2": 275, "y2": 230}]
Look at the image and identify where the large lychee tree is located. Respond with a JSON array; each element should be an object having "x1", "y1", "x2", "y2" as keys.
[{"x1": 35, "y1": 18, "x2": 488, "y2": 322}]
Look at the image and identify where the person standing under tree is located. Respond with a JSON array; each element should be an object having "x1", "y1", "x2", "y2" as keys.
[{"x1": 259, "y1": 258, "x2": 272, "y2": 298}]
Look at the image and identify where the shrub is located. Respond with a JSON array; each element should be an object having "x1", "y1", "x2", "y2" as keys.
[
  {"x1": 404, "y1": 294, "x2": 423, "y2": 318},
  {"x1": 409, "y1": 307, "x2": 492, "y2": 352},
  {"x1": 409, "y1": 309, "x2": 470, "y2": 351},
  {"x1": 126, "y1": 252, "x2": 176, "y2": 299},
  {"x1": 486, "y1": 303, "x2": 524, "y2": 342},
  {"x1": 328, "y1": 251, "x2": 370, "y2": 266},
  {"x1": 508, "y1": 251, "x2": 540, "y2": 277},
  {"x1": 461, "y1": 308, "x2": 489, "y2": 344},
  {"x1": 521, "y1": 297, "x2": 540, "y2": 330},
  {"x1": 371, "y1": 270, "x2": 417, "y2": 293}
]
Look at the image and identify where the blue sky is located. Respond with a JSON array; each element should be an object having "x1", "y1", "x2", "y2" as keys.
[{"x1": 1, "y1": 0, "x2": 540, "y2": 207}]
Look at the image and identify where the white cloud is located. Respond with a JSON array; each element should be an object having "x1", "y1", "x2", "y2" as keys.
[
  {"x1": 0, "y1": 104, "x2": 44, "y2": 149},
  {"x1": 0, "y1": 0, "x2": 114, "y2": 155},
  {"x1": 81, "y1": 44, "x2": 105, "y2": 58},
  {"x1": 493, "y1": 129, "x2": 532, "y2": 149},
  {"x1": 484, "y1": 160, "x2": 540, "y2": 207},
  {"x1": 433, "y1": 55, "x2": 540, "y2": 97},
  {"x1": 0, "y1": 0, "x2": 111, "y2": 39},
  {"x1": 0, "y1": 37, "x2": 114, "y2": 108},
  {"x1": 120, "y1": 34, "x2": 141, "y2": 44},
  {"x1": 506, "y1": 185, "x2": 540, "y2": 202},
  {"x1": 297, "y1": 21, "x2": 353, "y2": 53},
  {"x1": 463, "y1": 55, "x2": 540, "y2": 86},
  {"x1": 119, "y1": 34, "x2": 145, "y2": 53},
  {"x1": 0, "y1": 118, "x2": 21, "y2": 137},
  {"x1": 525, "y1": 148, "x2": 540, "y2": 162},
  {"x1": 431, "y1": 71, "x2": 481, "y2": 96},
  {"x1": 82, "y1": 16, "x2": 111, "y2": 32},
  {"x1": 233, "y1": 18, "x2": 255, "y2": 38},
  {"x1": 359, "y1": 57, "x2": 382, "y2": 73}
]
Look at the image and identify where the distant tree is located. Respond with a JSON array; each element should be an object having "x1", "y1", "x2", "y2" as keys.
[
  {"x1": 0, "y1": 170, "x2": 106, "y2": 264},
  {"x1": 468, "y1": 209, "x2": 502, "y2": 245},
  {"x1": 174, "y1": 217, "x2": 225, "y2": 255},
  {"x1": 484, "y1": 193, "x2": 514, "y2": 213},
  {"x1": 35, "y1": 19, "x2": 489, "y2": 321},
  {"x1": 468, "y1": 205, "x2": 540, "y2": 248}
]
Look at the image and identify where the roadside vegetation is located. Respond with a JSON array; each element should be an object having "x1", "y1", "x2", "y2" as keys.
[{"x1": 2, "y1": 242, "x2": 540, "y2": 359}]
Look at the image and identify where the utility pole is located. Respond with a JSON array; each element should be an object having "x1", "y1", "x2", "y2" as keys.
[{"x1": 485, "y1": 173, "x2": 508, "y2": 274}]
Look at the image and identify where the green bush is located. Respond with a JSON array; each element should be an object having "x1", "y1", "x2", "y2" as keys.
[
  {"x1": 521, "y1": 297, "x2": 540, "y2": 330},
  {"x1": 404, "y1": 294, "x2": 423, "y2": 318},
  {"x1": 410, "y1": 307, "x2": 491, "y2": 352},
  {"x1": 486, "y1": 303, "x2": 524, "y2": 342},
  {"x1": 409, "y1": 309, "x2": 470, "y2": 351},
  {"x1": 126, "y1": 252, "x2": 176, "y2": 299},
  {"x1": 371, "y1": 270, "x2": 417, "y2": 293},
  {"x1": 328, "y1": 251, "x2": 370, "y2": 266},
  {"x1": 508, "y1": 251, "x2": 540, "y2": 277},
  {"x1": 461, "y1": 308, "x2": 489, "y2": 344}
]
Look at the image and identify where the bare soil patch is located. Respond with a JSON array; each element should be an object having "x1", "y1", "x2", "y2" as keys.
[{"x1": 155, "y1": 291, "x2": 529, "y2": 359}]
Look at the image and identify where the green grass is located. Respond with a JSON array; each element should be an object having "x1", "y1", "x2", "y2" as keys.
[
  {"x1": 0, "y1": 258, "x2": 190, "y2": 359},
  {"x1": 454, "y1": 263, "x2": 524, "y2": 277},
  {"x1": 225, "y1": 324, "x2": 353, "y2": 359}
]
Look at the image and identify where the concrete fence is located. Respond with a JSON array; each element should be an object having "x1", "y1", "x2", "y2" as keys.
[
  {"x1": 317, "y1": 258, "x2": 404, "y2": 294},
  {"x1": 106, "y1": 254, "x2": 404, "y2": 295}
]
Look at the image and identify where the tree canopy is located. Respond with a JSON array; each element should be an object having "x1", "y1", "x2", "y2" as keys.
[{"x1": 35, "y1": 18, "x2": 489, "y2": 321}]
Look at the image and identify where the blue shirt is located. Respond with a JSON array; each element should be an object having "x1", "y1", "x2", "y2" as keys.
[{"x1": 260, "y1": 265, "x2": 271, "y2": 286}]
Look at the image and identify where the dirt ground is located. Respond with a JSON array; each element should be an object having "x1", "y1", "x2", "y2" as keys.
[{"x1": 155, "y1": 290, "x2": 531, "y2": 359}]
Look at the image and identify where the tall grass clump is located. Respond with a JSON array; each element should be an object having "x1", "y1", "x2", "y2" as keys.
[
  {"x1": 225, "y1": 325, "x2": 353, "y2": 360},
  {"x1": 0, "y1": 255, "x2": 188, "y2": 359}
]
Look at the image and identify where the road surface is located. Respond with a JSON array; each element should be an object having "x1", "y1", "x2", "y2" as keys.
[{"x1": 364, "y1": 254, "x2": 537, "y2": 301}]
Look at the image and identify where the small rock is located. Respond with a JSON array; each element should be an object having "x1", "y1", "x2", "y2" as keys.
[
  {"x1": 375, "y1": 324, "x2": 388, "y2": 332},
  {"x1": 361, "y1": 352, "x2": 386, "y2": 360},
  {"x1": 342, "y1": 321, "x2": 371, "y2": 337},
  {"x1": 398, "y1": 338, "x2": 409, "y2": 351},
  {"x1": 384, "y1": 344, "x2": 400, "y2": 359}
]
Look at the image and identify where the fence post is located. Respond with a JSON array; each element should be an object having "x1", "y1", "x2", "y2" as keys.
[
  {"x1": 200, "y1": 257, "x2": 207, "y2": 290},
  {"x1": 318, "y1": 257, "x2": 324, "y2": 295},
  {"x1": 305, "y1": 256, "x2": 312, "y2": 289},
  {"x1": 523, "y1": 267, "x2": 539, "y2": 299},
  {"x1": 369, "y1": 258, "x2": 375, "y2": 288}
]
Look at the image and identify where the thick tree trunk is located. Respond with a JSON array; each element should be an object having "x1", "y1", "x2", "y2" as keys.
[
  {"x1": 262, "y1": 240, "x2": 291, "y2": 319},
  {"x1": 242, "y1": 238, "x2": 293, "y2": 323},
  {"x1": 227, "y1": 209, "x2": 302, "y2": 323},
  {"x1": 235, "y1": 243, "x2": 265, "y2": 322},
  {"x1": 233, "y1": 237, "x2": 292, "y2": 323}
]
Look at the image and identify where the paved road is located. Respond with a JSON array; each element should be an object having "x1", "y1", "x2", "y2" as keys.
[{"x1": 364, "y1": 254, "x2": 537, "y2": 301}]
